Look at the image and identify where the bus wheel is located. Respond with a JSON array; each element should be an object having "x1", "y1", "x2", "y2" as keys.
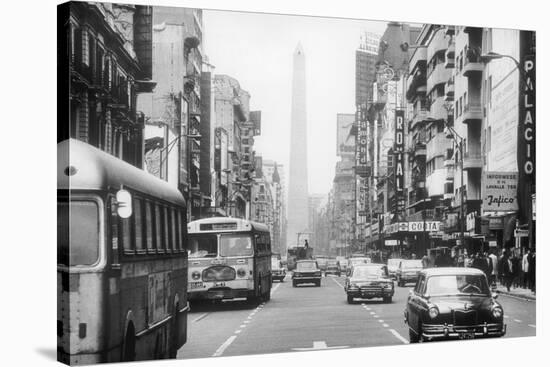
[
  {"x1": 169, "y1": 305, "x2": 179, "y2": 359},
  {"x1": 122, "y1": 323, "x2": 136, "y2": 361}
]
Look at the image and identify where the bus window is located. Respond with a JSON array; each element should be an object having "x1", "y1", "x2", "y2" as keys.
[
  {"x1": 57, "y1": 200, "x2": 99, "y2": 266},
  {"x1": 188, "y1": 234, "x2": 217, "y2": 257},
  {"x1": 220, "y1": 234, "x2": 253, "y2": 257},
  {"x1": 134, "y1": 197, "x2": 144, "y2": 252},
  {"x1": 155, "y1": 204, "x2": 164, "y2": 252},
  {"x1": 145, "y1": 201, "x2": 154, "y2": 252},
  {"x1": 121, "y1": 216, "x2": 132, "y2": 253},
  {"x1": 162, "y1": 206, "x2": 170, "y2": 252}
]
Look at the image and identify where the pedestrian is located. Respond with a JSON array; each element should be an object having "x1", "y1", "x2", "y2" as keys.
[
  {"x1": 472, "y1": 252, "x2": 488, "y2": 274},
  {"x1": 522, "y1": 249, "x2": 530, "y2": 289},
  {"x1": 502, "y1": 252, "x2": 514, "y2": 292},
  {"x1": 498, "y1": 250, "x2": 505, "y2": 285},
  {"x1": 483, "y1": 251, "x2": 493, "y2": 283},
  {"x1": 421, "y1": 252, "x2": 429, "y2": 269},
  {"x1": 511, "y1": 251, "x2": 521, "y2": 288},
  {"x1": 488, "y1": 250, "x2": 498, "y2": 286}
]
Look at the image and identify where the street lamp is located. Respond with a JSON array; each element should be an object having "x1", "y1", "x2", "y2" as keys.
[{"x1": 480, "y1": 52, "x2": 527, "y2": 83}]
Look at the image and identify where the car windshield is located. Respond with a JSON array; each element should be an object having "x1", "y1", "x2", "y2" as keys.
[
  {"x1": 317, "y1": 258, "x2": 328, "y2": 264},
  {"x1": 327, "y1": 261, "x2": 338, "y2": 266},
  {"x1": 350, "y1": 258, "x2": 370, "y2": 265},
  {"x1": 426, "y1": 274, "x2": 491, "y2": 296},
  {"x1": 352, "y1": 266, "x2": 386, "y2": 278},
  {"x1": 220, "y1": 234, "x2": 253, "y2": 257},
  {"x1": 402, "y1": 260, "x2": 423, "y2": 269},
  {"x1": 271, "y1": 258, "x2": 282, "y2": 268},
  {"x1": 188, "y1": 234, "x2": 218, "y2": 258},
  {"x1": 297, "y1": 262, "x2": 318, "y2": 271},
  {"x1": 388, "y1": 259, "x2": 401, "y2": 266}
]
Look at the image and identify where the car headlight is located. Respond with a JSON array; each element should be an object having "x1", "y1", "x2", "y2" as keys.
[
  {"x1": 191, "y1": 271, "x2": 201, "y2": 280},
  {"x1": 349, "y1": 283, "x2": 358, "y2": 289},
  {"x1": 492, "y1": 307, "x2": 503, "y2": 319},
  {"x1": 237, "y1": 268, "x2": 247, "y2": 278},
  {"x1": 428, "y1": 306, "x2": 439, "y2": 319}
]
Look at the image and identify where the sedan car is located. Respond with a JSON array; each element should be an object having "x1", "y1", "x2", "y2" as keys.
[
  {"x1": 387, "y1": 258, "x2": 403, "y2": 279},
  {"x1": 271, "y1": 257, "x2": 286, "y2": 282},
  {"x1": 344, "y1": 264, "x2": 394, "y2": 304},
  {"x1": 404, "y1": 267, "x2": 506, "y2": 343},
  {"x1": 396, "y1": 259, "x2": 423, "y2": 286},
  {"x1": 324, "y1": 260, "x2": 341, "y2": 276},
  {"x1": 346, "y1": 257, "x2": 372, "y2": 276},
  {"x1": 292, "y1": 260, "x2": 322, "y2": 287}
]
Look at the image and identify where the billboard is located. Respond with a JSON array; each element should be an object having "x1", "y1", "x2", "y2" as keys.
[
  {"x1": 336, "y1": 114, "x2": 355, "y2": 157},
  {"x1": 482, "y1": 171, "x2": 518, "y2": 212}
]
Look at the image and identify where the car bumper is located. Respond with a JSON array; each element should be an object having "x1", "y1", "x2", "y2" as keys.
[
  {"x1": 188, "y1": 288, "x2": 252, "y2": 300},
  {"x1": 347, "y1": 288, "x2": 394, "y2": 298},
  {"x1": 325, "y1": 270, "x2": 340, "y2": 274},
  {"x1": 421, "y1": 322, "x2": 507, "y2": 340},
  {"x1": 293, "y1": 276, "x2": 321, "y2": 283}
]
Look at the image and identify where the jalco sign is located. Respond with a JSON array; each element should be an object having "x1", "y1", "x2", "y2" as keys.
[{"x1": 482, "y1": 172, "x2": 518, "y2": 212}]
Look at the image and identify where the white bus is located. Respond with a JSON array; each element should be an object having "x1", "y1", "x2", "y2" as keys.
[{"x1": 187, "y1": 217, "x2": 272, "y2": 304}]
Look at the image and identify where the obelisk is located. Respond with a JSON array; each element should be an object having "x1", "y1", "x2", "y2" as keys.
[{"x1": 287, "y1": 42, "x2": 309, "y2": 249}]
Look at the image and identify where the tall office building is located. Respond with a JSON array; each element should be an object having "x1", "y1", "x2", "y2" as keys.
[{"x1": 287, "y1": 43, "x2": 309, "y2": 248}]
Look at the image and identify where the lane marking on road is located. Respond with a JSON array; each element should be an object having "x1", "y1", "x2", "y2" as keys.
[
  {"x1": 212, "y1": 335, "x2": 237, "y2": 357},
  {"x1": 244, "y1": 320, "x2": 250, "y2": 324},
  {"x1": 370, "y1": 312, "x2": 375, "y2": 315},
  {"x1": 239, "y1": 324, "x2": 247, "y2": 328},
  {"x1": 192, "y1": 313, "x2": 210, "y2": 323},
  {"x1": 389, "y1": 329, "x2": 409, "y2": 344},
  {"x1": 271, "y1": 283, "x2": 282, "y2": 294},
  {"x1": 383, "y1": 323, "x2": 389, "y2": 328},
  {"x1": 378, "y1": 319, "x2": 384, "y2": 323},
  {"x1": 361, "y1": 303, "x2": 366, "y2": 306},
  {"x1": 235, "y1": 329, "x2": 242, "y2": 334},
  {"x1": 366, "y1": 307, "x2": 371, "y2": 311},
  {"x1": 514, "y1": 319, "x2": 522, "y2": 323},
  {"x1": 373, "y1": 315, "x2": 379, "y2": 318},
  {"x1": 331, "y1": 277, "x2": 344, "y2": 289},
  {"x1": 528, "y1": 324, "x2": 536, "y2": 328},
  {"x1": 292, "y1": 341, "x2": 349, "y2": 351}
]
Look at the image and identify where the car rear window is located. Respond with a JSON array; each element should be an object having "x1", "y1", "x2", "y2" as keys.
[{"x1": 297, "y1": 262, "x2": 318, "y2": 271}]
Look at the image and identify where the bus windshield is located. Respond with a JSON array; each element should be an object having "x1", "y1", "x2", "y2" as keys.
[
  {"x1": 220, "y1": 234, "x2": 253, "y2": 257},
  {"x1": 57, "y1": 200, "x2": 100, "y2": 267},
  {"x1": 188, "y1": 234, "x2": 218, "y2": 258}
]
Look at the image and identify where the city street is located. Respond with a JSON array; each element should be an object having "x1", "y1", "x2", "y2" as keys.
[{"x1": 178, "y1": 274, "x2": 536, "y2": 359}]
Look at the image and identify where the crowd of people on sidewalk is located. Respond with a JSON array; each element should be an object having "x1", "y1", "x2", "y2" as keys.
[{"x1": 455, "y1": 248, "x2": 536, "y2": 294}]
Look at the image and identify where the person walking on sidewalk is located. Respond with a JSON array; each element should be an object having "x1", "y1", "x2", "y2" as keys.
[
  {"x1": 522, "y1": 249, "x2": 531, "y2": 289},
  {"x1": 488, "y1": 250, "x2": 498, "y2": 286},
  {"x1": 502, "y1": 252, "x2": 514, "y2": 292},
  {"x1": 528, "y1": 250, "x2": 536, "y2": 294},
  {"x1": 512, "y1": 252, "x2": 521, "y2": 288}
]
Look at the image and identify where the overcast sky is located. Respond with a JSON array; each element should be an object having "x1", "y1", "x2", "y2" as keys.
[{"x1": 203, "y1": 10, "x2": 387, "y2": 195}]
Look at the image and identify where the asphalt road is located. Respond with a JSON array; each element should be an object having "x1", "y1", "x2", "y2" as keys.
[{"x1": 178, "y1": 274, "x2": 536, "y2": 359}]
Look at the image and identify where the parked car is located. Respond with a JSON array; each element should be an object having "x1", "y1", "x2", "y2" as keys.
[
  {"x1": 292, "y1": 260, "x2": 322, "y2": 287},
  {"x1": 396, "y1": 259, "x2": 423, "y2": 286},
  {"x1": 404, "y1": 267, "x2": 506, "y2": 343},
  {"x1": 387, "y1": 258, "x2": 403, "y2": 279},
  {"x1": 316, "y1": 257, "x2": 330, "y2": 272},
  {"x1": 344, "y1": 264, "x2": 394, "y2": 304},
  {"x1": 271, "y1": 256, "x2": 286, "y2": 282},
  {"x1": 336, "y1": 256, "x2": 347, "y2": 272},
  {"x1": 324, "y1": 260, "x2": 341, "y2": 276}
]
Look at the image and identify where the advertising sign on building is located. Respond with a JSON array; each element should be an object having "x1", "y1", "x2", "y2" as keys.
[
  {"x1": 336, "y1": 114, "x2": 356, "y2": 157},
  {"x1": 408, "y1": 221, "x2": 441, "y2": 232},
  {"x1": 355, "y1": 106, "x2": 369, "y2": 177},
  {"x1": 482, "y1": 172, "x2": 518, "y2": 212},
  {"x1": 394, "y1": 110, "x2": 404, "y2": 194}
]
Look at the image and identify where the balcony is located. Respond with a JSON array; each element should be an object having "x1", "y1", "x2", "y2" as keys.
[
  {"x1": 445, "y1": 166, "x2": 454, "y2": 180},
  {"x1": 406, "y1": 68, "x2": 427, "y2": 100},
  {"x1": 410, "y1": 108, "x2": 428, "y2": 130},
  {"x1": 426, "y1": 132, "x2": 450, "y2": 161},
  {"x1": 462, "y1": 102, "x2": 483, "y2": 124},
  {"x1": 463, "y1": 152, "x2": 483, "y2": 170},
  {"x1": 462, "y1": 55, "x2": 484, "y2": 78},
  {"x1": 445, "y1": 44, "x2": 455, "y2": 69},
  {"x1": 409, "y1": 46, "x2": 428, "y2": 75},
  {"x1": 428, "y1": 97, "x2": 448, "y2": 121},
  {"x1": 427, "y1": 30, "x2": 447, "y2": 62},
  {"x1": 414, "y1": 143, "x2": 426, "y2": 158},
  {"x1": 427, "y1": 62, "x2": 450, "y2": 94},
  {"x1": 445, "y1": 78, "x2": 454, "y2": 102}
]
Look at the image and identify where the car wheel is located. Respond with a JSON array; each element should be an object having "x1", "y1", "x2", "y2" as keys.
[
  {"x1": 347, "y1": 294, "x2": 354, "y2": 304},
  {"x1": 292, "y1": 281, "x2": 297, "y2": 287},
  {"x1": 383, "y1": 296, "x2": 392, "y2": 303},
  {"x1": 317, "y1": 280, "x2": 321, "y2": 287},
  {"x1": 409, "y1": 327, "x2": 419, "y2": 343}
]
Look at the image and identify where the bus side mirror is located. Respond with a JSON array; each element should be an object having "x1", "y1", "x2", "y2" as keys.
[{"x1": 116, "y1": 189, "x2": 132, "y2": 218}]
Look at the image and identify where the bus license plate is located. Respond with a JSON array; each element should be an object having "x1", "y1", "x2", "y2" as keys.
[
  {"x1": 213, "y1": 282, "x2": 226, "y2": 287},
  {"x1": 190, "y1": 282, "x2": 203, "y2": 289}
]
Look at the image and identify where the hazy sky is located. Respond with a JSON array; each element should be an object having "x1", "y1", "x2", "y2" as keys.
[{"x1": 203, "y1": 10, "x2": 387, "y2": 195}]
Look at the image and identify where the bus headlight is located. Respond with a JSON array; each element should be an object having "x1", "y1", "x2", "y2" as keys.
[
  {"x1": 237, "y1": 268, "x2": 247, "y2": 278},
  {"x1": 191, "y1": 271, "x2": 201, "y2": 280}
]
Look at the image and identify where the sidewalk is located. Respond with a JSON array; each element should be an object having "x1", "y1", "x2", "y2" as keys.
[{"x1": 494, "y1": 284, "x2": 536, "y2": 301}]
